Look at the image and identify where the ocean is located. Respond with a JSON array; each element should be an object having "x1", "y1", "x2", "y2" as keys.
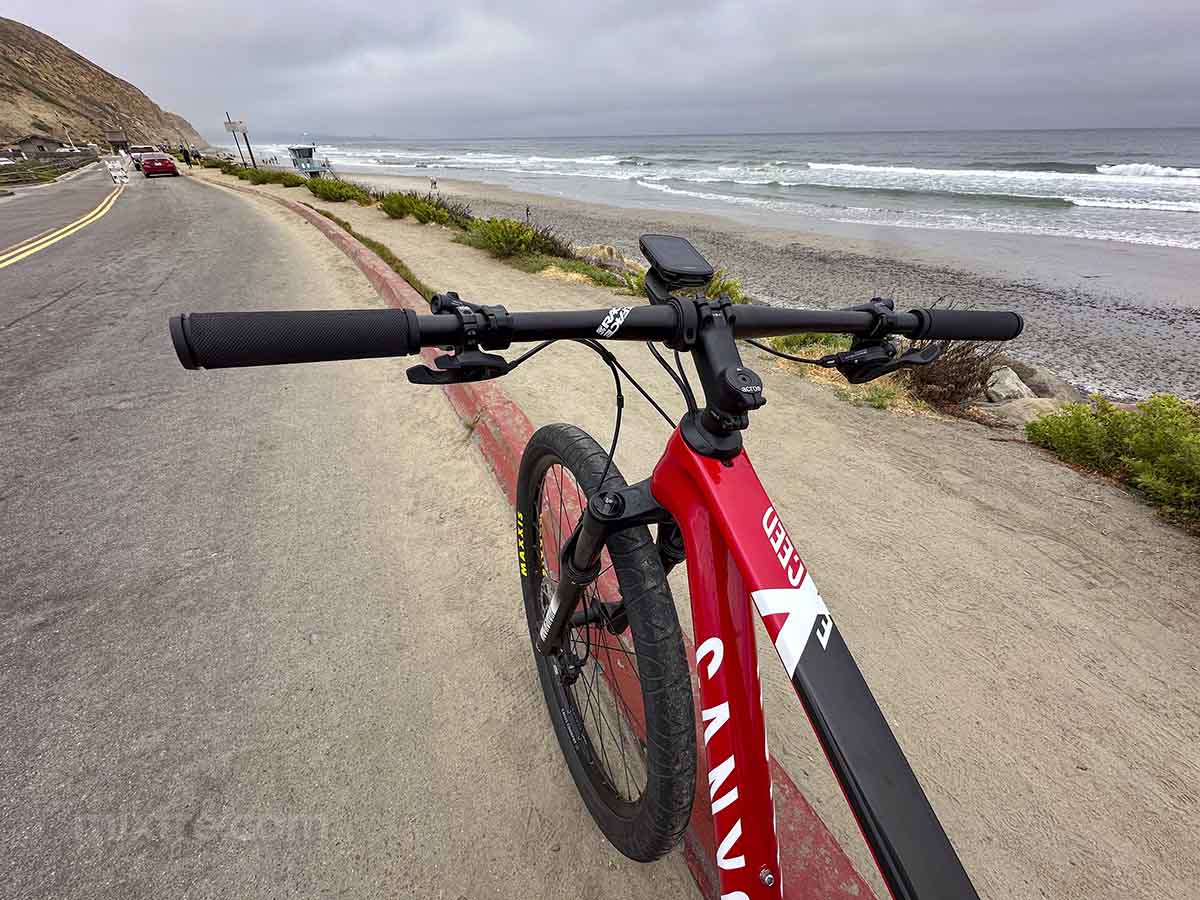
[{"x1": 244, "y1": 129, "x2": 1200, "y2": 251}]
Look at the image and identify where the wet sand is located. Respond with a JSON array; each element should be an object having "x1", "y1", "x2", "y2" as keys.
[{"x1": 345, "y1": 171, "x2": 1200, "y2": 400}]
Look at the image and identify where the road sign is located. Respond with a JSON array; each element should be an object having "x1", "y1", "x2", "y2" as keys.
[{"x1": 223, "y1": 120, "x2": 247, "y2": 133}]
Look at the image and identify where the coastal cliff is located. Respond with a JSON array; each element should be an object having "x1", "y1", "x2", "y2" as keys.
[{"x1": 0, "y1": 17, "x2": 204, "y2": 147}]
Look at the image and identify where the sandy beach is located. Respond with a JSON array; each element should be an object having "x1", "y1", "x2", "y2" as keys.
[{"x1": 339, "y1": 170, "x2": 1200, "y2": 401}]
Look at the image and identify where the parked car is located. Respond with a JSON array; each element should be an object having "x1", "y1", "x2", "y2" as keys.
[
  {"x1": 141, "y1": 154, "x2": 179, "y2": 177},
  {"x1": 128, "y1": 145, "x2": 157, "y2": 170}
]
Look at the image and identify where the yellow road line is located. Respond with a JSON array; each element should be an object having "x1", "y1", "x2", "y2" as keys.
[
  {"x1": 0, "y1": 226, "x2": 58, "y2": 258},
  {"x1": 0, "y1": 185, "x2": 123, "y2": 271},
  {"x1": 0, "y1": 184, "x2": 121, "y2": 265}
]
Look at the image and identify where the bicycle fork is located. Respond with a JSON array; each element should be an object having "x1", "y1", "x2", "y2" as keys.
[{"x1": 535, "y1": 479, "x2": 673, "y2": 656}]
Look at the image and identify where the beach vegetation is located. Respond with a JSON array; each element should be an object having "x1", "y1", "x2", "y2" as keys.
[
  {"x1": 466, "y1": 217, "x2": 535, "y2": 257},
  {"x1": 1026, "y1": 394, "x2": 1200, "y2": 524},
  {"x1": 529, "y1": 222, "x2": 575, "y2": 258},
  {"x1": 303, "y1": 204, "x2": 436, "y2": 303},
  {"x1": 507, "y1": 254, "x2": 625, "y2": 288},
  {"x1": 906, "y1": 340, "x2": 1003, "y2": 407},
  {"x1": 620, "y1": 269, "x2": 647, "y2": 297},
  {"x1": 835, "y1": 383, "x2": 903, "y2": 410},
  {"x1": 379, "y1": 191, "x2": 473, "y2": 228},
  {"x1": 769, "y1": 332, "x2": 852, "y2": 354},
  {"x1": 704, "y1": 267, "x2": 746, "y2": 304},
  {"x1": 305, "y1": 177, "x2": 371, "y2": 204},
  {"x1": 620, "y1": 266, "x2": 748, "y2": 304}
]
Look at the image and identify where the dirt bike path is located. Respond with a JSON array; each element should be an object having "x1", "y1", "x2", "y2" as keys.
[{"x1": 211, "y1": 173, "x2": 1199, "y2": 900}]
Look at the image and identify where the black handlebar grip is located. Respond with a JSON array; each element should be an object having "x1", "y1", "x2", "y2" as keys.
[
  {"x1": 170, "y1": 309, "x2": 422, "y2": 369},
  {"x1": 909, "y1": 308, "x2": 1024, "y2": 342}
]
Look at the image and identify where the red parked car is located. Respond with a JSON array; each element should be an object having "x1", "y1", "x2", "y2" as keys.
[{"x1": 141, "y1": 154, "x2": 179, "y2": 177}]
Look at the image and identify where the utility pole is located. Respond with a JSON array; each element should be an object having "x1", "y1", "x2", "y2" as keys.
[{"x1": 226, "y1": 112, "x2": 247, "y2": 166}]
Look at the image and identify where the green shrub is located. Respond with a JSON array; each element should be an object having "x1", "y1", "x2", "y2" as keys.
[
  {"x1": 621, "y1": 265, "x2": 747, "y2": 303},
  {"x1": 621, "y1": 269, "x2": 647, "y2": 297},
  {"x1": 470, "y1": 218, "x2": 534, "y2": 257},
  {"x1": 380, "y1": 191, "x2": 416, "y2": 219},
  {"x1": 414, "y1": 199, "x2": 450, "y2": 225},
  {"x1": 1025, "y1": 396, "x2": 1134, "y2": 471},
  {"x1": 278, "y1": 172, "x2": 307, "y2": 187},
  {"x1": 305, "y1": 177, "x2": 370, "y2": 204},
  {"x1": 380, "y1": 191, "x2": 469, "y2": 227},
  {"x1": 1026, "y1": 394, "x2": 1200, "y2": 522},
  {"x1": 705, "y1": 267, "x2": 746, "y2": 304}
]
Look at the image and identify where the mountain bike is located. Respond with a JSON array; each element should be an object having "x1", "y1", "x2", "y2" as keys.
[{"x1": 169, "y1": 234, "x2": 1023, "y2": 899}]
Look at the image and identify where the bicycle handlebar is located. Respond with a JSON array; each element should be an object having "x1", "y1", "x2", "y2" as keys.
[{"x1": 170, "y1": 303, "x2": 1023, "y2": 371}]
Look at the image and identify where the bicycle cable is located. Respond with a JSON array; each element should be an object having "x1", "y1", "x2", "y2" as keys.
[
  {"x1": 647, "y1": 342, "x2": 696, "y2": 412},
  {"x1": 501, "y1": 337, "x2": 678, "y2": 487},
  {"x1": 744, "y1": 337, "x2": 837, "y2": 367},
  {"x1": 672, "y1": 348, "x2": 699, "y2": 411}
]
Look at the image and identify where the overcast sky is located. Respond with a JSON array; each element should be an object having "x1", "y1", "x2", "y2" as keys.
[{"x1": 8, "y1": 1, "x2": 1199, "y2": 142}]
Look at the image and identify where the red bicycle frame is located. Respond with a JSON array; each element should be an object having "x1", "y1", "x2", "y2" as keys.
[{"x1": 650, "y1": 428, "x2": 978, "y2": 900}]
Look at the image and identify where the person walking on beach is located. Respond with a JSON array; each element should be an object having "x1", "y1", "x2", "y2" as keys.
[{"x1": 180, "y1": 145, "x2": 193, "y2": 168}]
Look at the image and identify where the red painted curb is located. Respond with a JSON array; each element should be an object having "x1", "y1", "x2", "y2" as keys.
[{"x1": 214, "y1": 175, "x2": 876, "y2": 900}]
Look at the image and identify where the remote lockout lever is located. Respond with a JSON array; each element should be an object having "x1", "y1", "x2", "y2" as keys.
[
  {"x1": 406, "y1": 291, "x2": 514, "y2": 384},
  {"x1": 833, "y1": 298, "x2": 945, "y2": 384}
]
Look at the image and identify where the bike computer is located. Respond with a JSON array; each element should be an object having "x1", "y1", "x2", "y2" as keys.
[{"x1": 639, "y1": 234, "x2": 715, "y2": 289}]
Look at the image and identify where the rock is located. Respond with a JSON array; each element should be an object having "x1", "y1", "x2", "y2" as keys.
[
  {"x1": 979, "y1": 397, "x2": 1063, "y2": 428},
  {"x1": 575, "y1": 244, "x2": 644, "y2": 275},
  {"x1": 986, "y1": 366, "x2": 1036, "y2": 402},
  {"x1": 1002, "y1": 359, "x2": 1087, "y2": 403}
]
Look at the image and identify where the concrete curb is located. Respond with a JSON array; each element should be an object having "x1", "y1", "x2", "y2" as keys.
[{"x1": 205, "y1": 174, "x2": 876, "y2": 900}]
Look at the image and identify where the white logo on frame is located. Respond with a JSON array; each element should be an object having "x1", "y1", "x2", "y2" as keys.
[{"x1": 752, "y1": 582, "x2": 832, "y2": 677}]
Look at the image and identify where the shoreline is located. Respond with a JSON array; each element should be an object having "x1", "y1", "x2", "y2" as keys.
[{"x1": 340, "y1": 169, "x2": 1200, "y2": 401}]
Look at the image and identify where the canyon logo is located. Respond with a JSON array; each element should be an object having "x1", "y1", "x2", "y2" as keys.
[{"x1": 753, "y1": 505, "x2": 833, "y2": 678}]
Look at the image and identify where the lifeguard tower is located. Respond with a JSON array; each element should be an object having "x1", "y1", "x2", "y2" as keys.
[{"x1": 288, "y1": 144, "x2": 335, "y2": 178}]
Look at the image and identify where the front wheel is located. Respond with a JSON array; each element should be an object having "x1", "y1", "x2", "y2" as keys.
[{"x1": 517, "y1": 424, "x2": 695, "y2": 861}]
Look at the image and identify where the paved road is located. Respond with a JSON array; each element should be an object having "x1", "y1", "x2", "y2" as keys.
[
  {"x1": 0, "y1": 164, "x2": 120, "y2": 254},
  {"x1": 0, "y1": 175, "x2": 696, "y2": 898}
]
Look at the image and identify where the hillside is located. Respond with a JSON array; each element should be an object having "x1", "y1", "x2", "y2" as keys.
[{"x1": 0, "y1": 17, "x2": 205, "y2": 147}]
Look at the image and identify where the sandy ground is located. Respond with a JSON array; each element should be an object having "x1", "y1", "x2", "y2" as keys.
[
  {"x1": 205, "y1": 169, "x2": 1200, "y2": 900},
  {"x1": 341, "y1": 171, "x2": 1200, "y2": 402},
  {"x1": 1, "y1": 172, "x2": 696, "y2": 899}
]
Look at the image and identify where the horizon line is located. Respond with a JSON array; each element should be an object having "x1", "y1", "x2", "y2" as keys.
[{"x1": 206, "y1": 124, "x2": 1200, "y2": 143}]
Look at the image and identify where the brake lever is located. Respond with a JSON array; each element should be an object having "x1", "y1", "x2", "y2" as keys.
[{"x1": 406, "y1": 350, "x2": 510, "y2": 384}]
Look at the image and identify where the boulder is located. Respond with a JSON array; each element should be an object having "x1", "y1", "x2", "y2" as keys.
[
  {"x1": 1002, "y1": 359, "x2": 1086, "y2": 403},
  {"x1": 979, "y1": 397, "x2": 1063, "y2": 428},
  {"x1": 575, "y1": 243, "x2": 644, "y2": 275},
  {"x1": 986, "y1": 366, "x2": 1036, "y2": 402}
]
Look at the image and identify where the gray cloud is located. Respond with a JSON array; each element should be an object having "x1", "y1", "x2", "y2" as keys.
[{"x1": 8, "y1": 1, "x2": 1199, "y2": 141}]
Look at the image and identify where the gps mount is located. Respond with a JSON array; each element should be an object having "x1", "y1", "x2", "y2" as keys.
[{"x1": 639, "y1": 235, "x2": 764, "y2": 460}]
